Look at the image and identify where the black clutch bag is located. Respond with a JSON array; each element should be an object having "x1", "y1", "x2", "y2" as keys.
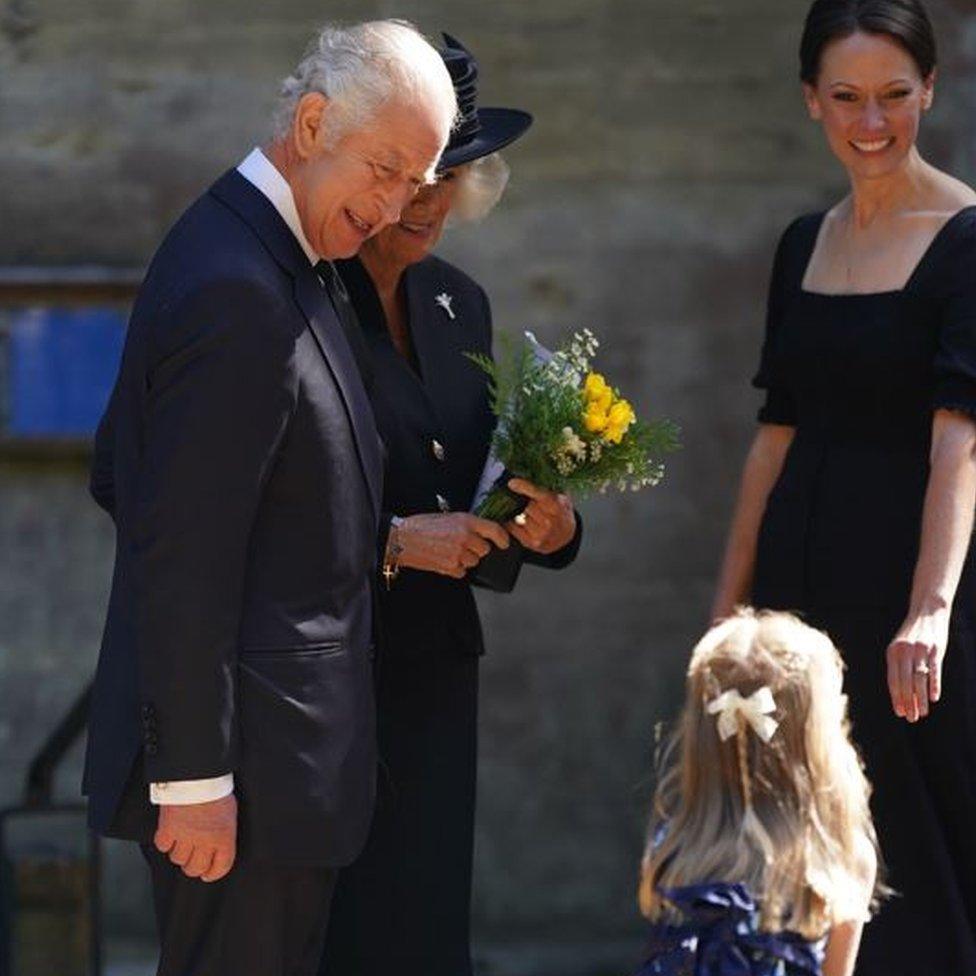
[
  {"x1": 468, "y1": 473, "x2": 528, "y2": 593},
  {"x1": 468, "y1": 537, "x2": 526, "y2": 593}
]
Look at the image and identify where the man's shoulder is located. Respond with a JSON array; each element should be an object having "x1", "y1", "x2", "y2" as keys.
[
  {"x1": 153, "y1": 186, "x2": 285, "y2": 290},
  {"x1": 141, "y1": 189, "x2": 294, "y2": 320},
  {"x1": 129, "y1": 191, "x2": 303, "y2": 358}
]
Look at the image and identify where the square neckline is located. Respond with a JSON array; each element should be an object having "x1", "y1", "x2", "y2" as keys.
[{"x1": 798, "y1": 204, "x2": 976, "y2": 299}]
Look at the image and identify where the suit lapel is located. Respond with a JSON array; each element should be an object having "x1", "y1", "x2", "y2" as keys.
[
  {"x1": 294, "y1": 265, "x2": 383, "y2": 517},
  {"x1": 405, "y1": 260, "x2": 471, "y2": 422},
  {"x1": 210, "y1": 170, "x2": 310, "y2": 276},
  {"x1": 210, "y1": 170, "x2": 383, "y2": 519}
]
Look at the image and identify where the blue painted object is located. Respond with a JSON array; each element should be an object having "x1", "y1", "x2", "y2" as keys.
[{"x1": 7, "y1": 307, "x2": 126, "y2": 436}]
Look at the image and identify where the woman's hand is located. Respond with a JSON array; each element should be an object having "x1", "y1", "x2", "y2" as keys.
[
  {"x1": 885, "y1": 412, "x2": 976, "y2": 722},
  {"x1": 886, "y1": 607, "x2": 949, "y2": 722},
  {"x1": 504, "y1": 478, "x2": 576, "y2": 555},
  {"x1": 397, "y1": 513, "x2": 510, "y2": 579}
]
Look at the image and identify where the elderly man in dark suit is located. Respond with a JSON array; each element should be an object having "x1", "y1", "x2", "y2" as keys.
[{"x1": 83, "y1": 21, "x2": 456, "y2": 976}]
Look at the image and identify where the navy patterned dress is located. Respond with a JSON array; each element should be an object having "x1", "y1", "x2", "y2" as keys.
[{"x1": 634, "y1": 884, "x2": 824, "y2": 976}]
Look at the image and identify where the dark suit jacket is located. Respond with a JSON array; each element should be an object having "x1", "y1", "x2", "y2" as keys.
[
  {"x1": 337, "y1": 254, "x2": 581, "y2": 661},
  {"x1": 83, "y1": 170, "x2": 384, "y2": 867}
]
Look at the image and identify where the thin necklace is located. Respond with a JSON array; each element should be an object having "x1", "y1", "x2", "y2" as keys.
[{"x1": 844, "y1": 214, "x2": 856, "y2": 289}]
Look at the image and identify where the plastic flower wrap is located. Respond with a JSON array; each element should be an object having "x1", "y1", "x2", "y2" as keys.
[{"x1": 467, "y1": 329, "x2": 679, "y2": 522}]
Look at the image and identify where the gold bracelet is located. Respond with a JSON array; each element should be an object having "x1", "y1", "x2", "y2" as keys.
[{"x1": 382, "y1": 516, "x2": 405, "y2": 590}]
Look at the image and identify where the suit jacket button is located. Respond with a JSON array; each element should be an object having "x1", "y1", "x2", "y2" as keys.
[
  {"x1": 145, "y1": 742, "x2": 159, "y2": 756},
  {"x1": 431, "y1": 439, "x2": 445, "y2": 461}
]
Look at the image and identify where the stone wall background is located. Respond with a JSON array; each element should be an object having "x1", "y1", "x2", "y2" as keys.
[{"x1": 2, "y1": 0, "x2": 976, "y2": 970}]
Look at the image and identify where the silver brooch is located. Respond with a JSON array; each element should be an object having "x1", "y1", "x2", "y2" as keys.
[{"x1": 434, "y1": 292, "x2": 455, "y2": 320}]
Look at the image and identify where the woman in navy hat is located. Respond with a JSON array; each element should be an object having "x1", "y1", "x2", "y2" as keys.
[{"x1": 319, "y1": 34, "x2": 582, "y2": 976}]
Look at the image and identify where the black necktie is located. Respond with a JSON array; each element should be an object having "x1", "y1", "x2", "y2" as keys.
[{"x1": 316, "y1": 259, "x2": 374, "y2": 394}]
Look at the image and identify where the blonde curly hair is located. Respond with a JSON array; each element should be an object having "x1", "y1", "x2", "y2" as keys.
[{"x1": 639, "y1": 608, "x2": 883, "y2": 939}]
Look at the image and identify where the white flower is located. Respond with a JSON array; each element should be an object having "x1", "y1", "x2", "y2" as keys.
[{"x1": 561, "y1": 426, "x2": 587, "y2": 461}]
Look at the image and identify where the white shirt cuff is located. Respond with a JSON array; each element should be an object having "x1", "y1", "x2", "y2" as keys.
[{"x1": 149, "y1": 774, "x2": 234, "y2": 805}]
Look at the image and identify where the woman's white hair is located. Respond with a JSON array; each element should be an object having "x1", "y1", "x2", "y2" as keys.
[
  {"x1": 450, "y1": 152, "x2": 512, "y2": 223},
  {"x1": 273, "y1": 20, "x2": 456, "y2": 146}
]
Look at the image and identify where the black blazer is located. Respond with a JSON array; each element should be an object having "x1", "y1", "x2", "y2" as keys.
[
  {"x1": 337, "y1": 254, "x2": 581, "y2": 660},
  {"x1": 84, "y1": 171, "x2": 383, "y2": 867}
]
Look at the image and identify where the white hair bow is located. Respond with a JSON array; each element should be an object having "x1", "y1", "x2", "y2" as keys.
[{"x1": 707, "y1": 687, "x2": 779, "y2": 743}]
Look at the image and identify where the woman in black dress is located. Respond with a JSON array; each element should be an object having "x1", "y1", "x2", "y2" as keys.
[
  {"x1": 712, "y1": 2, "x2": 976, "y2": 973},
  {"x1": 319, "y1": 35, "x2": 582, "y2": 976}
]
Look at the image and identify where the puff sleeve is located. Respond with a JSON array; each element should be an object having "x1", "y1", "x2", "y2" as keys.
[
  {"x1": 752, "y1": 219, "x2": 803, "y2": 427},
  {"x1": 933, "y1": 210, "x2": 976, "y2": 418}
]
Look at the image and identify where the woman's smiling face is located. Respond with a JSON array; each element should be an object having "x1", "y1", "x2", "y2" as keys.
[
  {"x1": 360, "y1": 165, "x2": 467, "y2": 270},
  {"x1": 803, "y1": 29, "x2": 935, "y2": 181}
]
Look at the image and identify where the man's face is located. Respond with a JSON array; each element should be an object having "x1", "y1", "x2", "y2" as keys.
[
  {"x1": 289, "y1": 95, "x2": 448, "y2": 260},
  {"x1": 361, "y1": 164, "x2": 466, "y2": 270}
]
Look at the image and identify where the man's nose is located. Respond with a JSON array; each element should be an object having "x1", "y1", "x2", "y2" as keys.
[{"x1": 376, "y1": 184, "x2": 413, "y2": 226}]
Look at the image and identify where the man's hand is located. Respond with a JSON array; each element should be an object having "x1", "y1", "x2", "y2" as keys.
[{"x1": 154, "y1": 793, "x2": 238, "y2": 883}]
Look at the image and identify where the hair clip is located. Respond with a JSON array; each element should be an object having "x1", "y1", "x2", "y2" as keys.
[{"x1": 707, "y1": 687, "x2": 779, "y2": 743}]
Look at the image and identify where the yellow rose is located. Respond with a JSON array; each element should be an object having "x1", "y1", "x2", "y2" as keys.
[
  {"x1": 610, "y1": 399, "x2": 636, "y2": 427},
  {"x1": 583, "y1": 372, "x2": 609, "y2": 403},
  {"x1": 583, "y1": 373, "x2": 613, "y2": 418},
  {"x1": 583, "y1": 403, "x2": 609, "y2": 433},
  {"x1": 605, "y1": 400, "x2": 636, "y2": 444}
]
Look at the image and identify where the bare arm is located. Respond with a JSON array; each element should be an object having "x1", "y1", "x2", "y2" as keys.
[
  {"x1": 822, "y1": 835, "x2": 876, "y2": 976},
  {"x1": 886, "y1": 410, "x2": 976, "y2": 722},
  {"x1": 822, "y1": 920, "x2": 866, "y2": 976},
  {"x1": 711, "y1": 424, "x2": 795, "y2": 620}
]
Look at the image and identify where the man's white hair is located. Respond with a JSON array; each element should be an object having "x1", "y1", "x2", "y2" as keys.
[
  {"x1": 451, "y1": 153, "x2": 512, "y2": 223},
  {"x1": 273, "y1": 20, "x2": 457, "y2": 146}
]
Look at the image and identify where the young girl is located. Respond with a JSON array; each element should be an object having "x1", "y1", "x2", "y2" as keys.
[{"x1": 636, "y1": 609, "x2": 881, "y2": 976}]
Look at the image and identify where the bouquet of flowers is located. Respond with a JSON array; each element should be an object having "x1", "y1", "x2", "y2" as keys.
[{"x1": 468, "y1": 329, "x2": 679, "y2": 523}]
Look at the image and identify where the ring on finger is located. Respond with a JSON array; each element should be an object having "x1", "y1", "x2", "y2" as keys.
[
  {"x1": 514, "y1": 512, "x2": 528, "y2": 526},
  {"x1": 914, "y1": 661, "x2": 930, "y2": 676}
]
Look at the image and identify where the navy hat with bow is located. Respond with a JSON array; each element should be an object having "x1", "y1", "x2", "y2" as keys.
[{"x1": 437, "y1": 32, "x2": 533, "y2": 171}]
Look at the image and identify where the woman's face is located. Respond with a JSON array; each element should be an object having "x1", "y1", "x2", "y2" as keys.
[
  {"x1": 360, "y1": 163, "x2": 467, "y2": 269},
  {"x1": 803, "y1": 30, "x2": 934, "y2": 181}
]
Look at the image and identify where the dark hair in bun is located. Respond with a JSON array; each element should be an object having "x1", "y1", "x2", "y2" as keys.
[{"x1": 800, "y1": 0, "x2": 937, "y2": 83}]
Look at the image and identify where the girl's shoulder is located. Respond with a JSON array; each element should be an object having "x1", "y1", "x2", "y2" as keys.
[{"x1": 828, "y1": 832, "x2": 877, "y2": 926}]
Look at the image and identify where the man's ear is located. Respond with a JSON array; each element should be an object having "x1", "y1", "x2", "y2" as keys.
[
  {"x1": 802, "y1": 82, "x2": 823, "y2": 121},
  {"x1": 292, "y1": 92, "x2": 330, "y2": 159}
]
